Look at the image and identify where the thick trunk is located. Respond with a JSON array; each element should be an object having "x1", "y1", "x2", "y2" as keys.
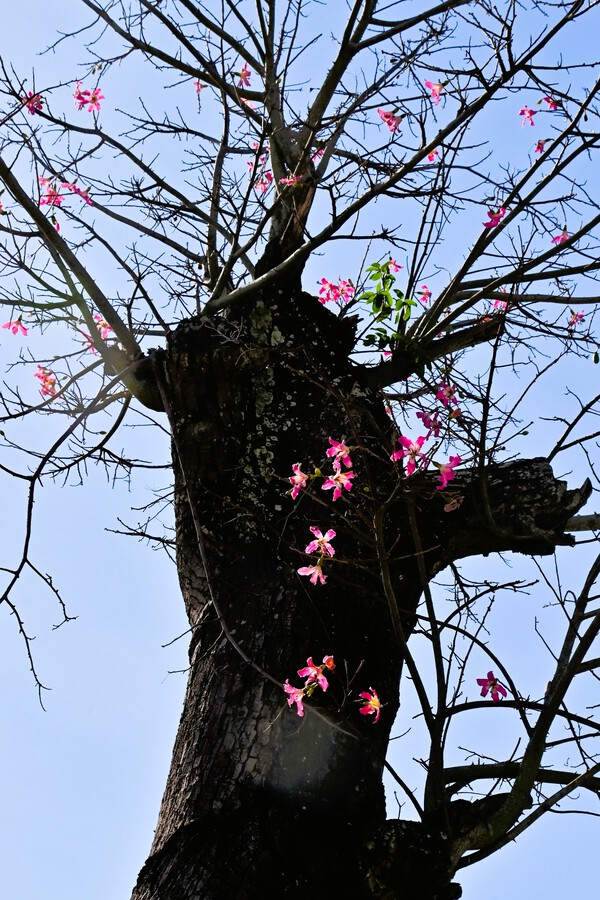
[{"x1": 130, "y1": 287, "x2": 589, "y2": 900}]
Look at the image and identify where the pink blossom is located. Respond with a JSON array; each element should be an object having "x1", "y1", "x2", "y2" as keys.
[
  {"x1": 552, "y1": 228, "x2": 569, "y2": 245},
  {"x1": 237, "y1": 62, "x2": 251, "y2": 88},
  {"x1": 318, "y1": 278, "x2": 354, "y2": 305},
  {"x1": 519, "y1": 105, "x2": 536, "y2": 126},
  {"x1": 312, "y1": 147, "x2": 324, "y2": 163},
  {"x1": 38, "y1": 177, "x2": 63, "y2": 208},
  {"x1": 321, "y1": 463, "x2": 355, "y2": 501},
  {"x1": 61, "y1": 182, "x2": 93, "y2": 206},
  {"x1": 255, "y1": 172, "x2": 273, "y2": 194},
  {"x1": 427, "y1": 149, "x2": 439, "y2": 162},
  {"x1": 2, "y1": 318, "x2": 28, "y2": 336},
  {"x1": 387, "y1": 259, "x2": 402, "y2": 273},
  {"x1": 425, "y1": 81, "x2": 443, "y2": 105},
  {"x1": 437, "y1": 455, "x2": 461, "y2": 490},
  {"x1": 483, "y1": 207, "x2": 506, "y2": 229},
  {"x1": 568, "y1": 309, "x2": 584, "y2": 328},
  {"x1": 23, "y1": 92, "x2": 43, "y2": 115},
  {"x1": 283, "y1": 680, "x2": 305, "y2": 716},
  {"x1": 416, "y1": 410, "x2": 441, "y2": 438},
  {"x1": 297, "y1": 562, "x2": 327, "y2": 585},
  {"x1": 359, "y1": 688, "x2": 382, "y2": 723},
  {"x1": 436, "y1": 383, "x2": 458, "y2": 407},
  {"x1": 305, "y1": 527, "x2": 336, "y2": 558},
  {"x1": 493, "y1": 297, "x2": 508, "y2": 311},
  {"x1": 543, "y1": 96, "x2": 558, "y2": 111},
  {"x1": 298, "y1": 655, "x2": 335, "y2": 691},
  {"x1": 534, "y1": 139, "x2": 547, "y2": 154},
  {"x1": 34, "y1": 365, "x2": 57, "y2": 397},
  {"x1": 391, "y1": 435, "x2": 429, "y2": 475},
  {"x1": 93, "y1": 314, "x2": 113, "y2": 340},
  {"x1": 327, "y1": 437, "x2": 352, "y2": 468},
  {"x1": 279, "y1": 174, "x2": 302, "y2": 186},
  {"x1": 418, "y1": 285, "x2": 432, "y2": 305},
  {"x1": 476, "y1": 671, "x2": 507, "y2": 703},
  {"x1": 194, "y1": 80, "x2": 205, "y2": 93},
  {"x1": 241, "y1": 98, "x2": 255, "y2": 110},
  {"x1": 74, "y1": 82, "x2": 104, "y2": 112},
  {"x1": 377, "y1": 108, "x2": 402, "y2": 133},
  {"x1": 289, "y1": 463, "x2": 309, "y2": 499}
]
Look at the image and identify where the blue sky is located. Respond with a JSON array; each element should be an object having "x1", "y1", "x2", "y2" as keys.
[{"x1": 1, "y1": 3, "x2": 599, "y2": 898}]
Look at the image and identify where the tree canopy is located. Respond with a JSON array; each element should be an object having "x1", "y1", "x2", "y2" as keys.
[{"x1": 2, "y1": 2, "x2": 600, "y2": 898}]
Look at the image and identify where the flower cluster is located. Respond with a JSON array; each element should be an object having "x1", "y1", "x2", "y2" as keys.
[
  {"x1": 476, "y1": 671, "x2": 507, "y2": 703},
  {"x1": 23, "y1": 92, "x2": 43, "y2": 115},
  {"x1": 279, "y1": 173, "x2": 302, "y2": 187},
  {"x1": 391, "y1": 384, "x2": 463, "y2": 492},
  {"x1": 34, "y1": 365, "x2": 57, "y2": 397},
  {"x1": 74, "y1": 82, "x2": 105, "y2": 112},
  {"x1": 38, "y1": 177, "x2": 63, "y2": 208},
  {"x1": 284, "y1": 656, "x2": 382, "y2": 724},
  {"x1": 284, "y1": 655, "x2": 335, "y2": 716},
  {"x1": 318, "y1": 278, "x2": 355, "y2": 305},
  {"x1": 298, "y1": 526, "x2": 336, "y2": 585},
  {"x1": 568, "y1": 309, "x2": 585, "y2": 328}
]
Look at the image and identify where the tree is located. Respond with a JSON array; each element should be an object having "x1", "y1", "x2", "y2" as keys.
[{"x1": 2, "y1": 1, "x2": 600, "y2": 897}]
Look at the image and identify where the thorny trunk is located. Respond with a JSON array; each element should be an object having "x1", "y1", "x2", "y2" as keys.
[{"x1": 129, "y1": 287, "x2": 589, "y2": 900}]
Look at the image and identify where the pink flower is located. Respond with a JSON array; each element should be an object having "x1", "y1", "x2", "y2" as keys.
[
  {"x1": 279, "y1": 174, "x2": 302, "y2": 186},
  {"x1": 86, "y1": 88, "x2": 104, "y2": 112},
  {"x1": 534, "y1": 139, "x2": 547, "y2": 154},
  {"x1": 418, "y1": 285, "x2": 432, "y2": 305},
  {"x1": 305, "y1": 527, "x2": 336, "y2": 558},
  {"x1": 255, "y1": 172, "x2": 273, "y2": 194},
  {"x1": 476, "y1": 671, "x2": 507, "y2": 703},
  {"x1": 387, "y1": 259, "x2": 402, "y2": 273},
  {"x1": 359, "y1": 688, "x2": 382, "y2": 723},
  {"x1": 427, "y1": 149, "x2": 439, "y2": 162},
  {"x1": 543, "y1": 96, "x2": 558, "y2": 111},
  {"x1": 289, "y1": 463, "x2": 309, "y2": 499},
  {"x1": 377, "y1": 108, "x2": 402, "y2": 133},
  {"x1": 436, "y1": 383, "x2": 458, "y2": 407},
  {"x1": 34, "y1": 365, "x2": 57, "y2": 397},
  {"x1": 194, "y1": 80, "x2": 205, "y2": 93},
  {"x1": 93, "y1": 314, "x2": 113, "y2": 340},
  {"x1": 391, "y1": 435, "x2": 429, "y2": 474},
  {"x1": 493, "y1": 297, "x2": 508, "y2": 311},
  {"x1": 283, "y1": 680, "x2": 305, "y2": 716},
  {"x1": 327, "y1": 437, "x2": 352, "y2": 468},
  {"x1": 483, "y1": 207, "x2": 506, "y2": 229},
  {"x1": 74, "y1": 82, "x2": 104, "y2": 112},
  {"x1": 2, "y1": 318, "x2": 28, "y2": 336},
  {"x1": 61, "y1": 182, "x2": 93, "y2": 206},
  {"x1": 519, "y1": 105, "x2": 536, "y2": 126},
  {"x1": 297, "y1": 562, "x2": 327, "y2": 585},
  {"x1": 425, "y1": 81, "x2": 443, "y2": 105},
  {"x1": 437, "y1": 455, "x2": 461, "y2": 490},
  {"x1": 568, "y1": 309, "x2": 584, "y2": 328},
  {"x1": 322, "y1": 463, "x2": 355, "y2": 501},
  {"x1": 318, "y1": 278, "x2": 354, "y2": 305},
  {"x1": 23, "y1": 92, "x2": 43, "y2": 115},
  {"x1": 298, "y1": 655, "x2": 335, "y2": 691},
  {"x1": 416, "y1": 410, "x2": 441, "y2": 438},
  {"x1": 38, "y1": 177, "x2": 63, "y2": 208},
  {"x1": 312, "y1": 147, "x2": 324, "y2": 163},
  {"x1": 237, "y1": 62, "x2": 251, "y2": 88},
  {"x1": 552, "y1": 228, "x2": 569, "y2": 244}
]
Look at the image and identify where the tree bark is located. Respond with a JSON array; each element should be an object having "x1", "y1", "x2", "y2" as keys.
[{"x1": 130, "y1": 286, "x2": 590, "y2": 900}]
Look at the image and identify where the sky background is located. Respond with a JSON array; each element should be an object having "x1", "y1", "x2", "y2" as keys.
[{"x1": 1, "y1": 3, "x2": 599, "y2": 898}]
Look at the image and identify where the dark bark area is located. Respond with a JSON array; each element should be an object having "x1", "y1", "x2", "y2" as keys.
[{"x1": 129, "y1": 286, "x2": 589, "y2": 900}]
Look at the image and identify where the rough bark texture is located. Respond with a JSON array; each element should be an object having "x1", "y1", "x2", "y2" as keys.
[{"x1": 129, "y1": 286, "x2": 590, "y2": 900}]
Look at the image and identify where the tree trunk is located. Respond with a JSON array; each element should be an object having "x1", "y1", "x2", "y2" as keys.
[{"x1": 130, "y1": 287, "x2": 589, "y2": 900}]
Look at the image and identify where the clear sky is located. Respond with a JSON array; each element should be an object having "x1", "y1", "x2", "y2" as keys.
[{"x1": 1, "y1": 3, "x2": 599, "y2": 899}]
